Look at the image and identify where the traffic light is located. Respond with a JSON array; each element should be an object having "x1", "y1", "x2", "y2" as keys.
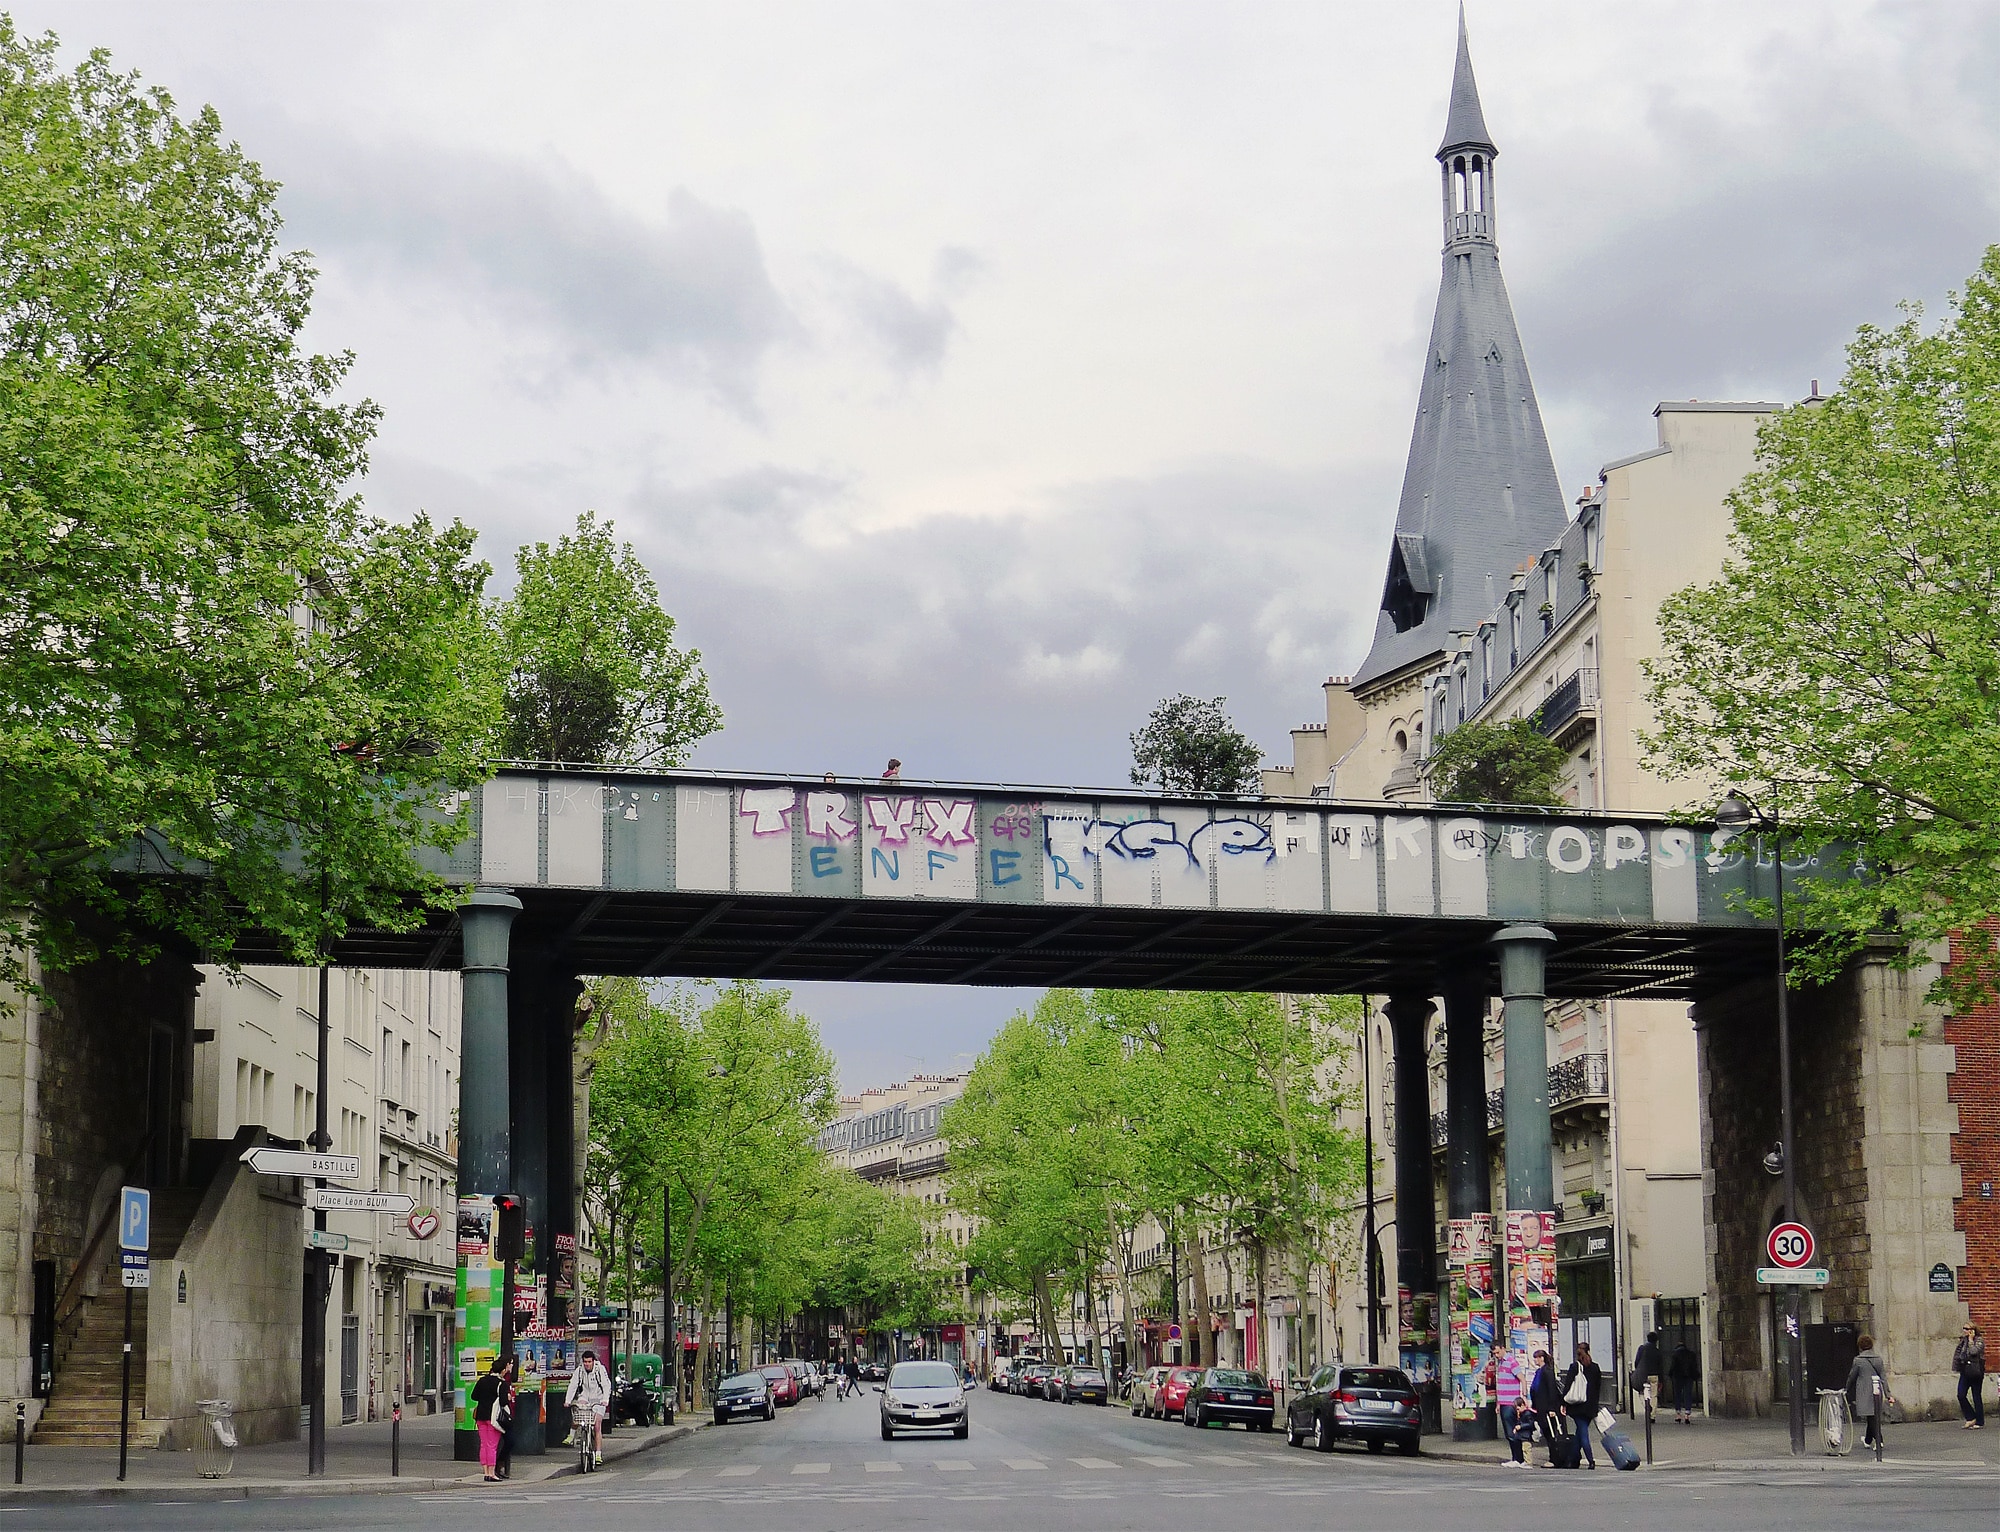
[{"x1": 494, "y1": 1193, "x2": 525, "y2": 1261}]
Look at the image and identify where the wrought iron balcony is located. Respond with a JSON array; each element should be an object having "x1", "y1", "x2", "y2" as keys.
[
  {"x1": 1427, "y1": 1055, "x2": 1609, "y2": 1147},
  {"x1": 1534, "y1": 667, "x2": 1599, "y2": 745}
]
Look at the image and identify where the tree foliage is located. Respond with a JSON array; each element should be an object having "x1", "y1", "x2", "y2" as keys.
[
  {"x1": 0, "y1": 23, "x2": 502, "y2": 983},
  {"x1": 1129, "y1": 695, "x2": 1264, "y2": 795},
  {"x1": 497, "y1": 511, "x2": 721, "y2": 766},
  {"x1": 1645, "y1": 246, "x2": 2000, "y2": 1001},
  {"x1": 1424, "y1": 717, "x2": 1568, "y2": 807}
]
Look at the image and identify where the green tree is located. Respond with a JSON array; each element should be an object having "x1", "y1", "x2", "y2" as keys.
[
  {"x1": 1129, "y1": 695, "x2": 1264, "y2": 795},
  {"x1": 1645, "y1": 246, "x2": 2000, "y2": 1001},
  {"x1": 1424, "y1": 717, "x2": 1568, "y2": 806},
  {"x1": 0, "y1": 23, "x2": 502, "y2": 987},
  {"x1": 497, "y1": 511, "x2": 721, "y2": 765}
]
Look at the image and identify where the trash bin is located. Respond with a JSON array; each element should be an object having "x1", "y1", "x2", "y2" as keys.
[{"x1": 194, "y1": 1399, "x2": 237, "y2": 1479}]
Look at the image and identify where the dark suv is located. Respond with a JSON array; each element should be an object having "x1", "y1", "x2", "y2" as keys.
[
  {"x1": 1284, "y1": 1363, "x2": 1421, "y2": 1455},
  {"x1": 1182, "y1": 1367, "x2": 1276, "y2": 1430}
]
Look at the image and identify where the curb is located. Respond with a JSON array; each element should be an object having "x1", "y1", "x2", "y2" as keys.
[{"x1": 0, "y1": 1473, "x2": 477, "y2": 1506}]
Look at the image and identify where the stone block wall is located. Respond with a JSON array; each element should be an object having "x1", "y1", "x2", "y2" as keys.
[
  {"x1": 1696, "y1": 942, "x2": 1964, "y2": 1418},
  {"x1": 147, "y1": 1127, "x2": 303, "y2": 1449}
]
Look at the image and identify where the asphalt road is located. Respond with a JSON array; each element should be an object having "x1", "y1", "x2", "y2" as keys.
[{"x1": 9, "y1": 1387, "x2": 2000, "y2": 1530}]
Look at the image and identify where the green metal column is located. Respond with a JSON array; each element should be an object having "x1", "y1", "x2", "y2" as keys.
[
  {"x1": 456, "y1": 888, "x2": 520, "y2": 1462},
  {"x1": 1443, "y1": 981, "x2": 1495, "y2": 1441},
  {"x1": 1493, "y1": 925, "x2": 1558, "y2": 1213},
  {"x1": 1384, "y1": 994, "x2": 1440, "y2": 1432}
]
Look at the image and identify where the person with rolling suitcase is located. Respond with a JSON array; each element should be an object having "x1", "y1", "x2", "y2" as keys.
[{"x1": 1529, "y1": 1349, "x2": 1578, "y2": 1469}]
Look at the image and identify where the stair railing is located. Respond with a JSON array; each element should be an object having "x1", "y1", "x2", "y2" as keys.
[{"x1": 50, "y1": 1128, "x2": 154, "y2": 1361}]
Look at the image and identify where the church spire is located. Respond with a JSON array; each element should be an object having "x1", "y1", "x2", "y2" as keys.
[{"x1": 1350, "y1": 11, "x2": 1567, "y2": 697}]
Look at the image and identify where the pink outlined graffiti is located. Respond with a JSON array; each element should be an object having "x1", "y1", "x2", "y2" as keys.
[
  {"x1": 738, "y1": 788, "x2": 795, "y2": 836},
  {"x1": 923, "y1": 799, "x2": 976, "y2": 847},
  {"x1": 988, "y1": 803, "x2": 1040, "y2": 842},
  {"x1": 865, "y1": 796, "x2": 919, "y2": 845},
  {"x1": 805, "y1": 791, "x2": 857, "y2": 841}
]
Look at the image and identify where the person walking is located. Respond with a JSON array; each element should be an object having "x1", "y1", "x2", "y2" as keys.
[
  {"x1": 1562, "y1": 1342, "x2": 1604, "y2": 1469},
  {"x1": 1632, "y1": 1330, "x2": 1662, "y2": 1417},
  {"x1": 1846, "y1": 1334, "x2": 1891, "y2": 1452},
  {"x1": 1528, "y1": 1348, "x2": 1567, "y2": 1463},
  {"x1": 1955, "y1": 1324, "x2": 1986, "y2": 1429},
  {"x1": 493, "y1": 1357, "x2": 518, "y2": 1480},
  {"x1": 1667, "y1": 1338, "x2": 1700, "y2": 1424},
  {"x1": 1494, "y1": 1349, "x2": 1529, "y2": 1467},
  {"x1": 471, "y1": 1357, "x2": 510, "y2": 1483}
]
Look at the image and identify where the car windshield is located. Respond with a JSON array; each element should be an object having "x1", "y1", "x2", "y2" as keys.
[
  {"x1": 1071, "y1": 1369, "x2": 1106, "y2": 1383},
  {"x1": 720, "y1": 1372, "x2": 763, "y2": 1391},
  {"x1": 1344, "y1": 1368, "x2": 1411, "y2": 1391},
  {"x1": 1208, "y1": 1370, "x2": 1266, "y2": 1388},
  {"x1": 889, "y1": 1362, "x2": 961, "y2": 1389},
  {"x1": 760, "y1": 1366, "x2": 789, "y2": 1379},
  {"x1": 1170, "y1": 1368, "x2": 1203, "y2": 1382}
]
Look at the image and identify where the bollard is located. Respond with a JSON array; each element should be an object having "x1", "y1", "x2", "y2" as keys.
[
  {"x1": 1644, "y1": 1397, "x2": 1653, "y2": 1465},
  {"x1": 14, "y1": 1399, "x2": 22, "y2": 1484},
  {"x1": 392, "y1": 1399, "x2": 401, "y2": 1478}
]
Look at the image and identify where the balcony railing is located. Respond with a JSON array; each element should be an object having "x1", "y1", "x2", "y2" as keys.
[
  {"x1": 1428, "y1": 1054, "x2": 1609, "y2": 1148},
  {"x1": 1534, "y1": 667, "x2": 1599, "y2": 741}
]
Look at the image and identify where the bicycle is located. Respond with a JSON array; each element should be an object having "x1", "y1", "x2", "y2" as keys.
[
  {"x1": 1817, "y1": 1388, "x2": 1853, "y2": 1456},
  {"x1": 574, "y1": 1406, "x2": 603, "y2": 1473}
]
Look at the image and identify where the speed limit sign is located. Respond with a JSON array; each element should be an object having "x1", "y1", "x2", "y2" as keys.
[{"x1": 1767, "y1": 1221, "x2": 1816, "y2": 1270}]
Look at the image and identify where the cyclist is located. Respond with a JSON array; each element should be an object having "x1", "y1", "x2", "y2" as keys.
[{"x1": 566, "y1": 1347, "x2": 613, "y2": 1467}]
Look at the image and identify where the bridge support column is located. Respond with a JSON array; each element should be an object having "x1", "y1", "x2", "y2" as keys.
[
  {"x1": 1384, "y1": 993, "x2": 1440, "y2": 1433},
  {"x1": 505, "y1": 946, "x2": 567, "y2": 1456},
  {"x1": 455, "y1": 888, "x2": 520, "y2": 1462},
  {"x1": 1443, "y1": 983, "x2": 1496, "y2": 1441},
  {"x1": 1494, "y1": 925, "x2": 1558, "y2": 1214},
  {"x1": 542, "y1": 967, "x2": 583, "y2": 1445}
]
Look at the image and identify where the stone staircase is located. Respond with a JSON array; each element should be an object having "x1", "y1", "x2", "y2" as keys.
[{"x1": 36, "y1": 1189, "x2": 203, "y2": 1446}]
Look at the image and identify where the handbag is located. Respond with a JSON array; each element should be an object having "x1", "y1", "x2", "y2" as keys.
[
  {"x1": 1595, "y1": 1406, "x2": 1616, "y2": 1433},
  {"x1": 1564, "y1": 1369, "x2": 1589, "y2": 1405}
]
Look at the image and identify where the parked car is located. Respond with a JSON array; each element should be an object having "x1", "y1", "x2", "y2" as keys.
[
  {"x1": 989, "y1": 1358, "x2": 1017, "y2": 1392},
  {"x1": 1058, "y1": 1365, "x2": 1110, "y2": 1405},
  {"x1": 1284, "y1": 1363, "x2": 1422, "y2": 1456},
  {"x1": 1130, "y1": 1365, "x2": 1169, "y2": 1417},
  {"x1": 1156, "y1": 1365, "x2": 1204, "y2": 1420},
  {"x1": 860, "y1": 1361, "x2": 887, "y2": 1382},
  {"x1": 1037, "y1": 1364, "x2": 1064, "y2": 1400},
  {"x1": 790, "y1": 1360, "x2": 823, "y2": 1397},
  {"x1": 879, "y1": 1359, "x2": 970, "y2": 1440},
  {"x1": 1183, "y1": 1366, "x2": 1276, "y2": 1430},
  {"x1": 713, "y1": 1370, "x2": 776, "y2": 1424},
  {"x1": 760, "y1": 1363, "x2": 800, "y2": 1406},
  {"x1": 1014, "y1": 1362, "x2": 1050, "y2": 1397}
]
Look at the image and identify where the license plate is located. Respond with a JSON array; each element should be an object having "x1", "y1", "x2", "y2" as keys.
[
  {"x1": 913, "y1": 1407, "x2": 938, "y2": 1417},
  {"x1": 1229, "y1": 1393, "x2": 1250, "y2": 1402},
  {"x1": 1362, "y1": 1399, "x2": 1392, "y2": 1412}
]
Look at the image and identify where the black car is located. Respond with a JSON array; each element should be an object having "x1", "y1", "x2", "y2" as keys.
[
  {"x1": 1182, "y1": 1366, "x2": 1276, "y2": 1430},
  {"x1": 1058, "y1": 1365, "x2": 1109, "y2": 1405},
  {"x1": 1285, "y1": 1363, "x2": 1422, "y2": 1455},
  {"x1": 713, "y1": 1370, "x2": 775, "y2": 1424},
  {"x1": 859, "y1": 1361, "x2": 887, "y2": 1382}
]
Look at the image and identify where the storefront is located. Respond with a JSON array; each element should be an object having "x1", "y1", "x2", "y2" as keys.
[{"x1": 1555, "y1": 1227, "x2": 1616, "y2": 1373}]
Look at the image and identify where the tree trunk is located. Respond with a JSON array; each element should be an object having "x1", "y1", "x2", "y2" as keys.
[
  {"x1": 1033, "y1": 1271, "x2": 1060, "y2": 1353},
  {"x1": 1253, "y1": 1239, "x2": 1268, "y2": 1378},
  {"x1": 693, "y1": 1271, "x2": 717, "y2": 1411},
  {"x1": 1188, "y1": 1235, "x2": 1213, "y2": 1368}
]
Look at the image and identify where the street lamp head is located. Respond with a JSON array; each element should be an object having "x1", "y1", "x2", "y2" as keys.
[
  {"x1": 1762, "y1": 1141, "x2": 1786, "y2": 1177},
  {"x1": 1715, "y1": 790, "x2": 1761, "y2": 831}
]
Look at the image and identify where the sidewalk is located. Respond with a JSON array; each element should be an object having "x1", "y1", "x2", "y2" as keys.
[
  {"x1": 0, "y1": 1405, "x2": 703, "y2": 1504},
  {"x1": 1423, "y1": 1408, "x2": 2000, "y2": 1472}
]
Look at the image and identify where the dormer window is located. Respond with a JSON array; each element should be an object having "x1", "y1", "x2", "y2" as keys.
[{"x1": 1382, "y1": 534, "x2": 1436, "y2": 634}]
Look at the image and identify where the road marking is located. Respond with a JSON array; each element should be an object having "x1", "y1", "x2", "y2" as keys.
[
  {"x1": 935, "y1": 1459, "x2": 975, "y2": 1471},
  {"x1": 1069, "y1": 1456, "x2": 1119, "y2": 1469},
  {"x1": 1135, "y1": 1455, "x2": 1187, "y2": 1468},
  {"x1": 792, "y1": 1462, "x2": 830, "y2": 1474},
  {"x1": 1202, "y1": 1454, "x2": 1254, "y2": 1466},
  {"x1": 866, "y1": 1461, "x2": 903, "y2": 1473},
  {"x1": 1004, "y1": 1458, "x2": 1048, "y2": 1470},
  {"x1": 1369, "y1": 1488, "x2": 1431, "y2": 1495},
  {"x1": 644, "y1": 1467, "x2": 691, "y2": 1479},
  {"x1": 717, "y1": 1464, "x2": 759, "y2": 1477}
]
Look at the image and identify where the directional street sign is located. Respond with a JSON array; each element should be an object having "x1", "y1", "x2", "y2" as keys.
[
  {"x1": 241, "y1": 1148, "x2": 362, "y2": 1180},
  {"x1": 307, "y1": 1229, "x2": 351, "y2": 1252},
  {"x1": 1766, "y1": 1221, "x2": 1816, "y2": 1271},
  {"x1": 1757, "y1": 1266, "x2": 1830, "y2": 1287},
  {"x1": 118, "y1": 1186, "x2": 150, "y2": 1253},
  {"x1": 307, "y1": 1189, "x2": 418, "y2": 1215},
  {"x1": 120, "y1": 1251, "x2": 150, "y2": 1289}
]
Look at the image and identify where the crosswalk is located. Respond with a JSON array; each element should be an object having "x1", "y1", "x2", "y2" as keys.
[{"x1": 633, "y1": 1453, "x2": 1320, "y2": 1481}]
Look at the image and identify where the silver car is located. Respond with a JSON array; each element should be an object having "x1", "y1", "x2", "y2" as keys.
[{"x1": 878, "y1": 1360, "x2": 969, "y2": 1440}]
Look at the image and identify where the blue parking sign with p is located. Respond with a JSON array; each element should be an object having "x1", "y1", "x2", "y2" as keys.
[{"x1": 119, "y1": 1186, "x2": 150, "y2": 1253}]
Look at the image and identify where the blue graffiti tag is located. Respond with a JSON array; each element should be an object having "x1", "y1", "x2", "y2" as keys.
[{"x1": 1052, "y1": 815, "x2": 1274, "y2": 871}]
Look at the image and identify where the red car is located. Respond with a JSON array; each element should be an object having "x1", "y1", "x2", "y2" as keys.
[
  {"x1": 760, "y1": 1363, "x2": 800, "y2": 1406},
  {"x1": 1156, "y1": 1366, "x2": 1205, "y2": 1420}
]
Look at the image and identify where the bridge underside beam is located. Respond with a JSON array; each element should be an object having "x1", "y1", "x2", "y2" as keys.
[{"x1": 254, "y1": 887, "x2": 1777, "y2": 998}]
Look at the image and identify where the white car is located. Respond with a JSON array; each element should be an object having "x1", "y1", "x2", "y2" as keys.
[{"x1": 879, "y1": 1360, "x2": 970, "y2": 1440}]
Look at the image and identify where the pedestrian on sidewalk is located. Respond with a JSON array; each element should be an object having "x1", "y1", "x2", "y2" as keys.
[
  {"x1": 1846, "y1": 1334, "x2": 1891, "y2": 1452},
  {"x1": 1954, "y1": 1324, "x2": 1986, "y2": 1429},
  {"x1": 471, "y1": 1357, "x2": 510, "y2": 1483},
  {"x1": 494, "y1": 1357, "x2": 519, "y2": 1481},
  {"x1": 1528, "y1": 1348, "x2": 1566, "y2": 1462},
  {"x1": 1632, "y1": 1330, "x2": 1662, "y2": 1417},
  {"x1": 1495, "y1": 1350, "x2": 1529, "y2": 1467},
  {"x1": 1562, "y1": 1342, "x2": 1603, "y2": 1469},
  {"x1": 1667, "y1": 1338, "x2": 1699, "y2": 1423}
]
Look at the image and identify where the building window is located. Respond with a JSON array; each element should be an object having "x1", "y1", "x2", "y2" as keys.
[{"x1": 1510, "y1": 606, "x2": 1521, "y2": 665}]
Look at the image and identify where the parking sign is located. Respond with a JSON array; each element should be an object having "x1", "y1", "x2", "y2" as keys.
[{"x1": 119, "y1": 1186, "x2": 150, "y2": 1253}]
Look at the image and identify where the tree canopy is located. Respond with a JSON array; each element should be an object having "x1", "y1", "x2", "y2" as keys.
[
  {"x1": 1129, "y1": 694, "x2": 1264, "y2": 795},
  {"x1": 1645, "y1": 245, "x2": 2000, "y2": 1000},
  {"x1": 1424, "y1": 717, "x2": 1568, "y2": 807},
  {"x1": 496, "y1": 511, "x2": 721, "y2": 766},
  {"x1": 0, "y1": 23, "x2": 501, "y2": 983}
]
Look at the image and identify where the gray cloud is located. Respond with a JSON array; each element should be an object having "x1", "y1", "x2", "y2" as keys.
[
  {"x1": 274, "y1": 136, "x2": 795, "y2": 411},
  {"x1": 819, "y1": 246, "x2": 986, "y2": 377}
]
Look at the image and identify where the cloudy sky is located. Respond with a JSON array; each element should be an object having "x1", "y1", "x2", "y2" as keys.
[{"x1": 27, "y1": 0, "x2": 1998, "y2": 1088}]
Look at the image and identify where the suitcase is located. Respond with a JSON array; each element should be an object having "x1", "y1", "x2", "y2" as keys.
[
  {"x1": 1546, "y1": 1432, "x2": 1581, "y2": 1469},
  {"x1": 1601, "y1": 1427, "x2": 1642, "y2": 1471}
]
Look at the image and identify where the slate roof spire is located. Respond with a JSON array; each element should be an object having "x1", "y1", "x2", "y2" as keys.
[{"x1": 1350, "y1": 11, "x2": 1568, "y2": 695}]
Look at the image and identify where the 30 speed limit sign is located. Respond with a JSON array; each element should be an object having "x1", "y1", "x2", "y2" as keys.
[{"x1": 1767, "y1": 1221, "x2": 1816, "y2": 1270}]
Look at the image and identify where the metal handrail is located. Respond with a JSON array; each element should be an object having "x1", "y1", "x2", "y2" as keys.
[{"x1": 52, "y1": 1128, "x2": 153, "y2": 1334}]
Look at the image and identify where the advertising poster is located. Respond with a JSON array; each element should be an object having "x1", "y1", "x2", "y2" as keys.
[
  {"x1": 1447, "y1": 1216, "x2": 1496, "y2": 1421},
  {"x1": 1503, "y1": 1208, "x2": 1559, "y2": 1364},
  {"x1": 454, "y1": 1194, "x2": 496, "y2": 1430}
]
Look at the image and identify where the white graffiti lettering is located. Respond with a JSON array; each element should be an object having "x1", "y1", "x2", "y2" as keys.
[{"x1": 739, "y1": 787, "x2": 795, "y2": 836}]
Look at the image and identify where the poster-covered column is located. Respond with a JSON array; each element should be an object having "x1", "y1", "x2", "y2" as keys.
[
  {"x1": 1446, "y1": 1214, "x2": 1496, "y2": 1435},
  {"x1": 454, "y1": 1194, "x2": 497, "y2": 1444},
  {"x1": 1503, "y1": 1209, "x2": 1559, "y2": 1377}
]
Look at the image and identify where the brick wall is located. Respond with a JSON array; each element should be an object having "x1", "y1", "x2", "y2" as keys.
[{"x1": 1947, "y1": 924, "x2": 2000, "y2": 1336}]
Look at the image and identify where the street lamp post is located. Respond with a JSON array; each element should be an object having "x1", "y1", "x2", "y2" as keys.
[
  {"x1": 1361, "y1": 998, "x2": 1379, "y2": 1364},
  {"x1": 1716, "y1": 790, "x2": 1805, "y2": 1458}
]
